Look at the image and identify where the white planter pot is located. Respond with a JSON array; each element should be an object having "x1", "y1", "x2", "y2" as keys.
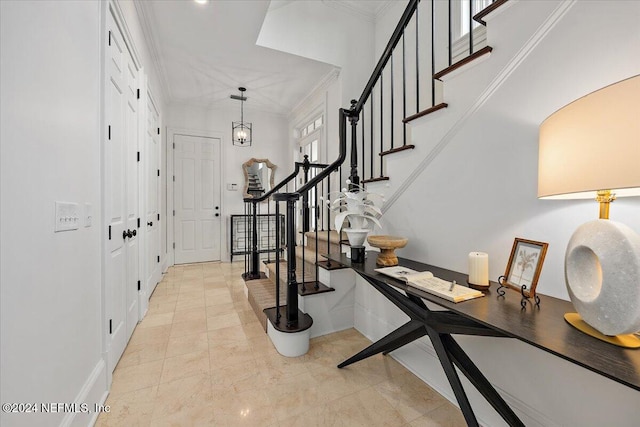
[{"x1": 344, "y1": 228, "x2": 369, "y2": 247}]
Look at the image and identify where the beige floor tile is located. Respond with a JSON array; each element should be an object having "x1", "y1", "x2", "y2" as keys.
[
  {"x1": 171, "y1": 307, "x2": 207, "y2": 324},
  {"x1": 96, "y1": 386, "x2": 157, "y2": 427},
  {"x1": 160, "y1": 350, "x2": 210, "y2": 384},
  {"x1": 210, "y1": 388, "x2": 277, "y2": 426},
  {"x1": 320, "y1": 386, "x2": 408, "y2": 426},
  {"x1": 209, "y1": 339, "x2": 255, "y2": 368},
  {"x1": 129, "y1": 325, "x2": 171, "y2": 346},
  {"x1": 206, "y1": 312, "x2": 242, "y2": 331},
  {"x1": 152, "y1": 374, "x2": 213, "y2": 420},
  {"x1": 139, "y1": 312, "x2": 174, "y2": 328},
  {"x1": 111, "y1": 359, "x2": 164, "y2": 394},
  {"x1": 103, "y1": 261, "x2": 459, "y2": 427},
  {"x1": 374, "y1": 371, "x2": 449, "y2": 422},
  {"x1": 118, "y1": 341, "x2": 167, "y2": 368},
  {"x1": 170, "y1": 318, "x2": 208, "y2": 338},
  {"x1": 165, "y1": 331, "x2": 209, "y2": 358},
  {"x1": 210, "y1": 358, "x2": 267, "y2": 394},
  {"x1": 409, "y1": 401, "x2": 466, "y2": 427}
]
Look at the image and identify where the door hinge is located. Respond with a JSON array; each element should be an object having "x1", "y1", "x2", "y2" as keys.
[
  {"x1": 108, "y1": 125, "x2": 111, "y2": 140},
  {"x1": 157, "y1": 255, "x2": 160, "y2": 263},
  {"x1": 173, "y1": 142, "x2": 175, "y2": 149},
  {"x1": 157, "y1": 213, "x2": 160, "y2": 221},
  {"x1": 299, "y1": 146, "x2": 302, "y2": 153},
  {"x1": 109, "y1": 319, "x2": 112, "y2": 334},
  {"x1": 108, "y1": 225, "x2": 111, "y2": 240},
  {"x1": 157, "y1": 169, "x2": 160, "y2": 177},
  {"x1": 173, "y1": 210, "x2": 175, "y2": 216},
  {"x1": 137, "y1": 151, "x2": 140, "y2": 162},
  {"x1": 157, "y1": 128, "x2": 160, "y2": 135},
  {"x1": 173, "y1": 242, "x2": 175, "y2": 249},
  {"x1": 137, "y1": 218, "x2": 140, "y2": 228},
  {"x1": 137, "y1": 280, "x2": 141, "y2": 291},
  {"x1": 108, "y1": 31, "x2": 111, "y2": 46},
  {"x1": 173, "y1": 175, "x2": 175, "y2": 182},
  {"x1": 137, "y1": 89, "x2": 140, "y2": 99}
]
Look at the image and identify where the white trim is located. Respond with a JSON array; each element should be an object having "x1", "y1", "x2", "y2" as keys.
[
  {"x1": 59, "y1": 359, "x2": 108, "y2": 427},
  {"x1": 110, "y1": 0, "x2": 142, "y2": 70},
  {"x1": 166, "y1": 128, "x2": 225, "y2": 267},
  {"x1": 132, "y1": 0, "x2": 172, "y2": 102},
  {"x1": 383, "y1": 0, "x2": 578, "y2": 212},
  {"x1": 289, "y1": 68, "x2": 340, "y2": 119}
]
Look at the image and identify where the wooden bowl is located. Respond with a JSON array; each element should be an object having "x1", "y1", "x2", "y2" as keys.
[{"x1": 367, "y1": 235, "x2": 408, "y2": 266}]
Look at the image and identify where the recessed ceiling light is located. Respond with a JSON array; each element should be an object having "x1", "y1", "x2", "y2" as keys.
[{"x1": 194, "y1": 0, "x2": 208, "y2": 4}]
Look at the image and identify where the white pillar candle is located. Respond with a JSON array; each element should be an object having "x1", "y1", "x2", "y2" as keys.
[{"x1": 468, "y1": 252, "x2": 489, "y2": 286}]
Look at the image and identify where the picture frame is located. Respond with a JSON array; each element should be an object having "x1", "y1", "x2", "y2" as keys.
[{"x1": 502, "y1": 238, "x2": 548, "y2": 298}]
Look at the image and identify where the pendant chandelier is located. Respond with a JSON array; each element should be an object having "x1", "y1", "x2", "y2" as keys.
[{"x1": 231, "y1": 87, "x2": 252, "y2": 147}]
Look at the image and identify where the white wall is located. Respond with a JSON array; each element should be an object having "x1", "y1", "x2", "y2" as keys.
[
  {"x1": 257, "y1": 1, "x2": 376, "y2": 108},
  {"x1": 167, "y1": 103, "x2": 290, "y2": 262},
  {"x1": 356, "y1": 1, "x2": 640, "y2": 426},
  {"x1": 0, "y1": 2, "x2": 105, "y2": 426}
]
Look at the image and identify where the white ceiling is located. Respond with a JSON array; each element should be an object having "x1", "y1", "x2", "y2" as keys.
[{"x1": 137, "y1": 0, "x2": 392, "y2": 115}]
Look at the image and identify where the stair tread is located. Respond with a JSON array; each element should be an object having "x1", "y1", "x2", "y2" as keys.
[
  {"x1": 304, "y1": 230, "x2": 346, "y2": 242},
  {"x1": 433, "y1": 46, "x2": 493, "y2": 81},
  {"x1": 403, "y1": 103, "x2": 448, "y2": 124}
]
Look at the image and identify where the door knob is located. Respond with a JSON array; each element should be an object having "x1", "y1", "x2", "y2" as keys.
[
  {"x1": 148, "y1": 221, "x2": 153, "y2": 226},
  {"x1": 215, "y1": 213, "x2": 219, "y2": 217},
  {"x1": 131, "y1": 229, "x2": 137, "y2": 237},
  {"x1": 123, "y1": 230, "x2": 128, "y2": 240}
]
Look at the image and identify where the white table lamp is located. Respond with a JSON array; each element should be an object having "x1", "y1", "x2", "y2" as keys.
[{"x1": 538, "y1": 75, "x2": 640, "y2": 348}]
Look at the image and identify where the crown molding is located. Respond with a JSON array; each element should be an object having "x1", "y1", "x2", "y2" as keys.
[{"x1": 132, "y1": 0, "x2": 172, "y2": 103}]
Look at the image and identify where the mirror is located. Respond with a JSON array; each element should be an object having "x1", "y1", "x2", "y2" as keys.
[{"x1": 242, "y1": 158, "x2": 277, "y2": 199}]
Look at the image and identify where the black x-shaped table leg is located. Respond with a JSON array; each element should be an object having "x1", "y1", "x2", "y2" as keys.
[{"x1": 338, "y1": 273, "x2": 524, "y2": 427}]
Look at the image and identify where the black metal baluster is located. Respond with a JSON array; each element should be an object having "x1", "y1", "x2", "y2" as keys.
[
  {"x1": 402, "y1": 31, "x2": 407, "y2": 146},
  {"x1": 361, "y1": 108, "x2": 366, "y2": 179},
  {"x1": 469, "y1": 0, "x2": 474, "y2": 55},
  {"x1": 448, "y1": 0, "x2": 453, "y2": 66},
  {"x1": 416, "y1": 2, "x2": 420, "y2": 113},
  {"x1": 314, "y1": 184, "x2": 319, "y2": 290},
  {"x1": 370, "y1": 92, "x2": 374, "y2": 180},
  {"x1": 326, "y1": 176, "x2": 332, "y2": 268},
  {"x1": 380, "y1": 75, "x2": 384, "y2": 177},
  {"x1": 267, "y1": 199, "x2": 271, "y2": 263},
  {"x1": 432, "y1": 0, "x2": 436, "y2": 107},
  {"x1": 390, "y1": 54, "x2": 394, "y2": 150}
]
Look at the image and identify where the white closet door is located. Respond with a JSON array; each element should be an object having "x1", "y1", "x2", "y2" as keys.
[
  {"x1": 174, "y1": 134, "x2": 221, "y2": 264},
  {"x1": 146, "y1": 97, "x2": 161, "y2": 291},
  {"x1": 105, "y1": 10, "x2": 139, "y2": 373}
]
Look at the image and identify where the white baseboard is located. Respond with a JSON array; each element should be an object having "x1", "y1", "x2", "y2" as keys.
[{"x1": 60, "y1": 359, "x2": 108, "y2": 427}]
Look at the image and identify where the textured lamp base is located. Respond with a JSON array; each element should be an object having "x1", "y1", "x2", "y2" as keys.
[{"x1": 564, "y1": 313, "x2": 640, "y2": 349}]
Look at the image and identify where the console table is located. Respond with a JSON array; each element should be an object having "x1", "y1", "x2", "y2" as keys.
[{"x1": 333, "y1": 253, "x2": 640, "y2": 427}]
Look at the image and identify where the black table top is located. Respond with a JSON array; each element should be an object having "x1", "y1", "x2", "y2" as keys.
[{"x1": 333, "y1": 252, "x2": 640, "y2": 391}]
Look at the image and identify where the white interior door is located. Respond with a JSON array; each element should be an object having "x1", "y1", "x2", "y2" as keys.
[
  {"x1": 174, "y1": 134, "x2": 221, "y2": 264},
  {"x1": 146, "y1": 95, "x2": 161, "y2": 291},
  {"x1": 105, "y1": 11, "x2": 139, "y2": 372}
]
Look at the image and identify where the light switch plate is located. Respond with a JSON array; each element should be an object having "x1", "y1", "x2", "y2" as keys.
[
  {"x1": 55, "y1": 201, "x2": 80, "y2": 232},
  {"x1": 227, "y1": 183, "x2": 238, "y2": 191}
]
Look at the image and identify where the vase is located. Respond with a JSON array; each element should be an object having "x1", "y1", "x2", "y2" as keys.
[{"x1": 344, "y1": 228, "x2": 369, "y2": 247}]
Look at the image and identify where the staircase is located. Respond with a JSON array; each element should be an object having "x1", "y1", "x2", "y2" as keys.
[
  {"x1": 240, "y1": 0, "x2": 512, "y2": 357},
  {"x1": 245, "y1": 230, "x2": 344, "y2": 331}
]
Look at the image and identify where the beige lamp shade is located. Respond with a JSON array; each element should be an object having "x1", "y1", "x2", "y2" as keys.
[{"x1": 538, "y1": 75, "x2": 640, "y2": 200}]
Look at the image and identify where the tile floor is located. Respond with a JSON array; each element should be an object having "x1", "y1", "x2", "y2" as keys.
[{"x1": 96, "y1": 262, "x2": 465, "y2": 426}]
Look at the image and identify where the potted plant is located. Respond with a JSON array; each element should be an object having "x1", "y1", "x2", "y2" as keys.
[{"x1": 327, "y1": 180, "x2": 383, "y2": 246}]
